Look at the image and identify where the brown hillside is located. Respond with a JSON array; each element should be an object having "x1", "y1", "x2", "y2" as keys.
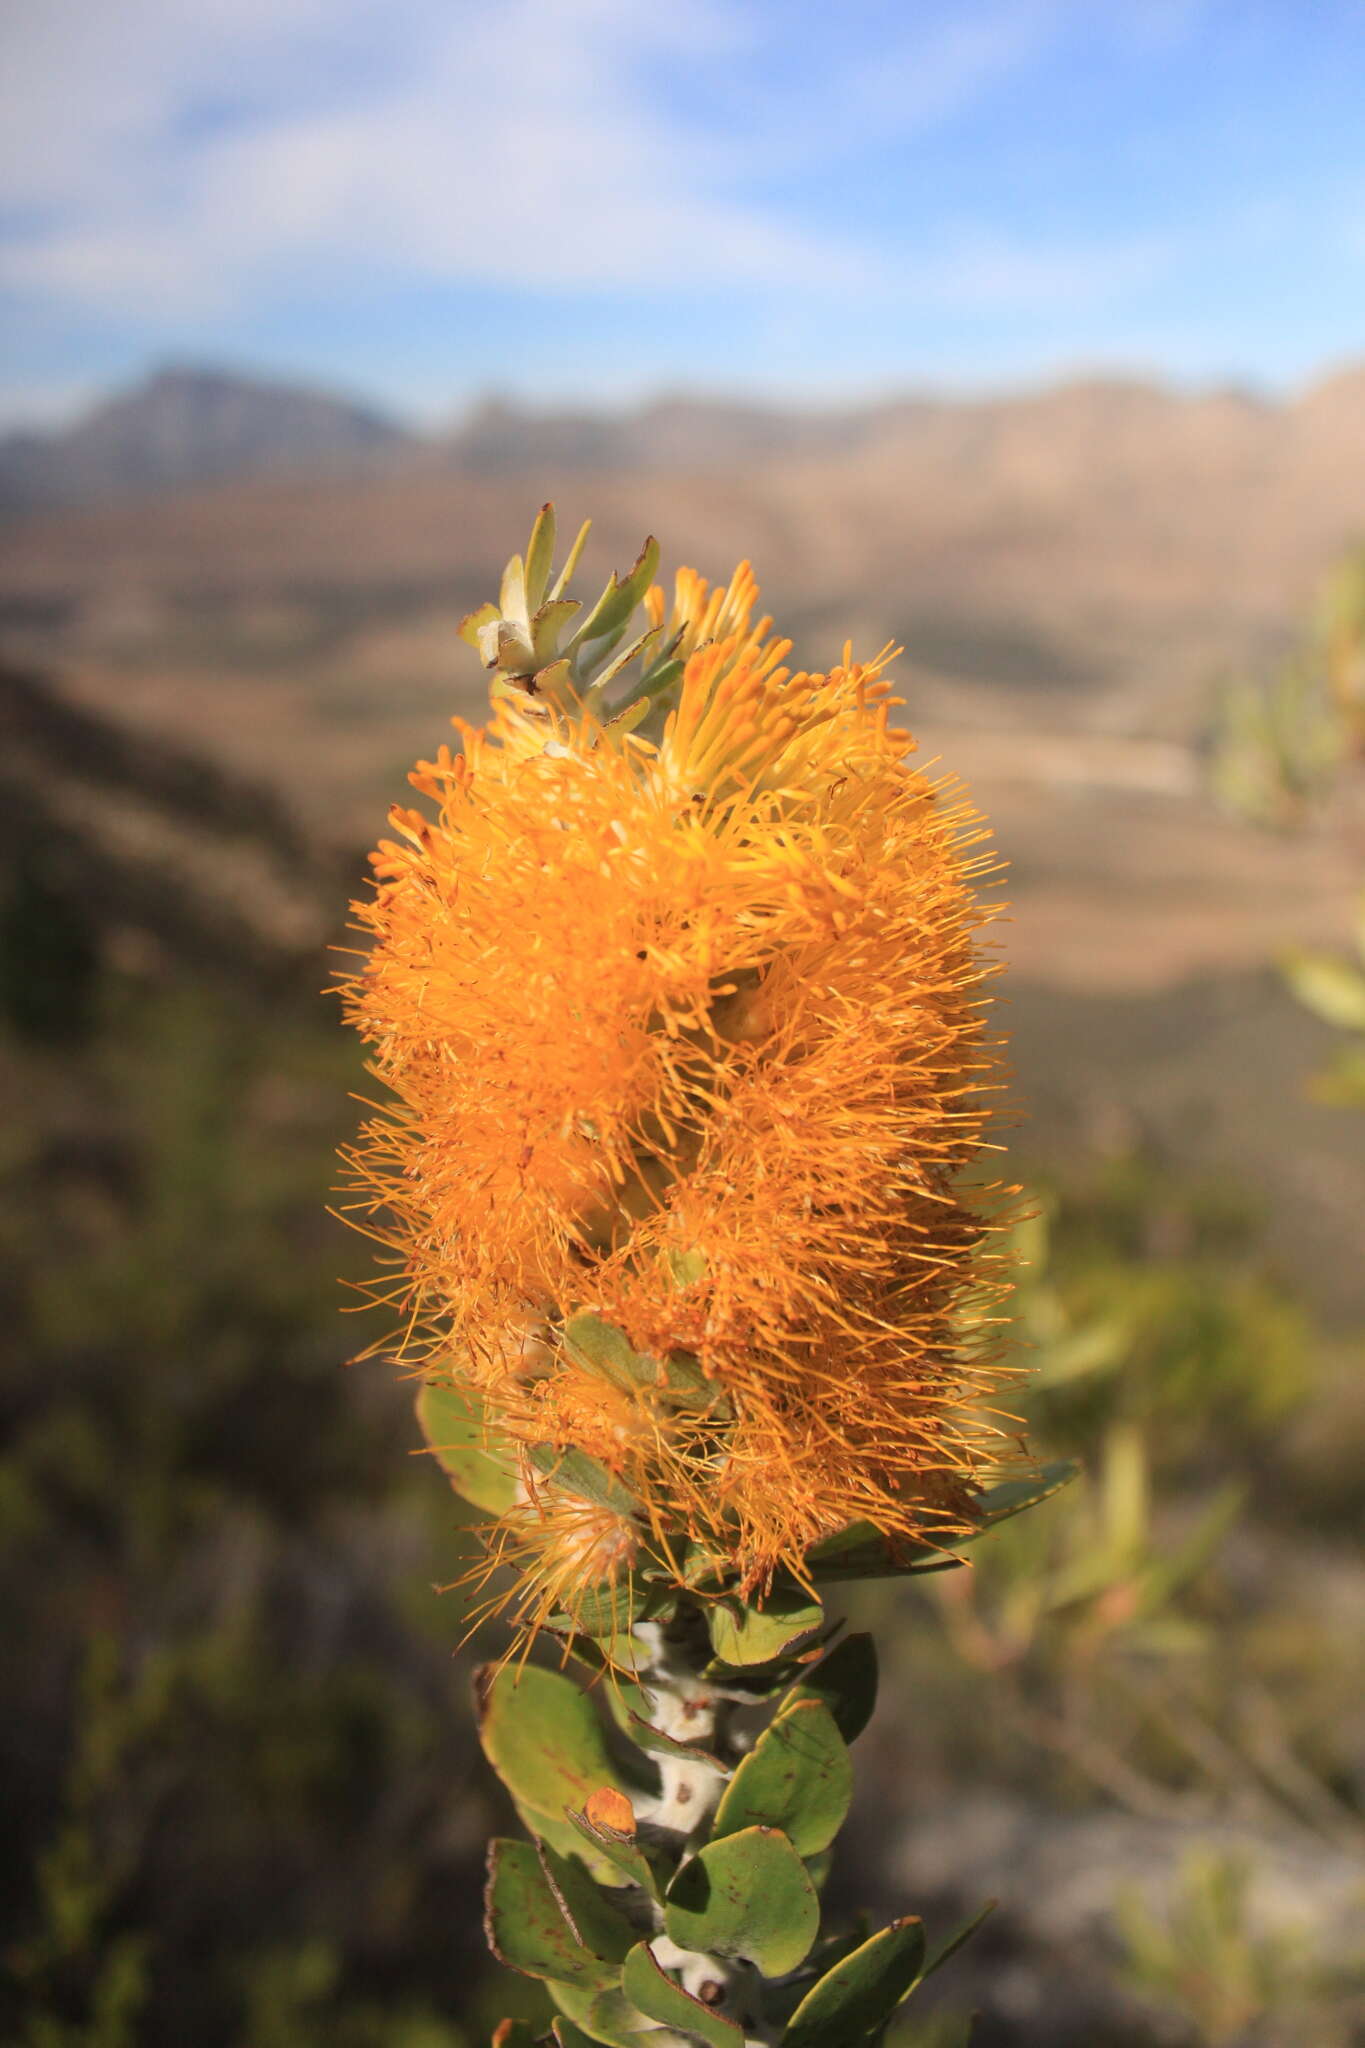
[{"x1": 0, "y1": 368, "x2": 1360, "y2": 997}]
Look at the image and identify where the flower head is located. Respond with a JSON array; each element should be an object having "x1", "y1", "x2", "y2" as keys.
[{"x1": 340, "y1": 508, "x2": 1016, "y2": 1635}]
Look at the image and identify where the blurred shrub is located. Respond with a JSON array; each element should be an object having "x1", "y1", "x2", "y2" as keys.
[
  {"x1": 0, "y1": 925, "x2": 510, "y2": 2046},
  {"x1": 1282, "y1": 895, "x2": 1365, "y2": 1109},
  {"x1": 1209, "y1": 542, "x2": 1365, "y2": 831},
  {"x1": 1117, "y1": 1848, "x2": 1363, "y2": 2047}
]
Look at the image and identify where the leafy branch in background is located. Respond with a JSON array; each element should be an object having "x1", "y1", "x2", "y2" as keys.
[
  {"x1": 1283, "y1": 894, "x2": 1365, "y2": 1108},
  {"x1": 339, "y1": 507, "x2": 1075, "y2": 2045},
  {"x1": 1212, "y1": 544, "x2": 1365, "y2": 1104},
  {"x1": 1210, "y1": 544, "x2": 1365, "y2": 831},
  {"x1": 1116, "y1": 1848, "x2": 1365, "y2": 2048},
  {"x1": 928, "y1": 1186, "x2": 1326, "y2": 1818}
]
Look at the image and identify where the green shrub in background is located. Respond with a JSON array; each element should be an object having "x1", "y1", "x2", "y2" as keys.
[{"x1": 0, "y1": 961, "x2": 508, "y2": 2047}]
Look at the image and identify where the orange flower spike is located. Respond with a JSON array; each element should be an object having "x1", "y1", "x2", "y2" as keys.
[{"x1": 340, "y1": 510, "x2": 1018, "y2": 1637}]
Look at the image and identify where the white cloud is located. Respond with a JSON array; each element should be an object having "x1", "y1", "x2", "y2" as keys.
[
  {"x1": 0, "y1": 0, "x2": 1192, "y2": 352},
  {"x1": 910, "y1": 229, "x2": 1174, "y2": 310},
  {"x1": 0, "y1": 0, "x2": 867, "y2": 321},
  {"x1": 832, "y1": 2, "x2": 1060, "y2": 141}
]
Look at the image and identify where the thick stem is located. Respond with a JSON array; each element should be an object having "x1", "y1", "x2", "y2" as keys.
[{"x1": 628, "y1": 1600, "x2": 781, "y2": 2048}]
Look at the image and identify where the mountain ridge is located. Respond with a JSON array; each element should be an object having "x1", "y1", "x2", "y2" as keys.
[
  {"x1": 0, "y1": 365, "x2": 415, "y2": 517},
  {"x1": 4, "y1": 358, "x2": 1361, "y2": 518}
]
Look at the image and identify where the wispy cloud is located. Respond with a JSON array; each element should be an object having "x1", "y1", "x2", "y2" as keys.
[
  {"x1": 0, "y1": 0, "x2": 1357, "y2": 421},
  {"x1": 0, "y1": 0, "x2": 1142, "y2": 327},
  {"x1": 0, "y1": 0, "x2": 872, "y2": 321}
]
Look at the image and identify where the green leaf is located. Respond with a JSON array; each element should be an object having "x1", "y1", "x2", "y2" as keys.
[
  {"x1": 923, "y1": 1900, "x2": 995, "y2": 1979},
  {"x1": 626, "y1": 1708, "x2": 727, "y2": 1770},
  {"x1": 547, "y1": 2021, "x2": 606, "y2": 2048},
  {"x1": 780, "y1": 1918, "x2": 926, "y2": 2047},
  {"x1": 763, "y1": 1927, "x2": 869, "y2": 2027},
  {"x1": 458, "y1": 599, "x2": 500, "y2": 650},
  {"x1": 707, "y1": 1584, "x2": 824, "y2": 1669},
  {"x1": 561, "y1": 1315, "x2": 718, "y2": 1413},
  {"x1": 667, "y1": 1247, "x2": 708, "y2": 1289},
  {"x1": 475, "y1": 1663, "x2": 634, "y2": 1842},
  {"x1": 483, "y1": 1840, "x2": 616, "y2": 1991},
  {"x1": 660, "y1": 1351, "x2": 721, "y2": 1409},
  {"x1": 583, "y1": 624, "x2": 664, "y2": 703},
  {"x1": 528, "y1": 1442, "x2": 641, "y2": 1517},
  {"x1": 524, "y1": 503, "x2": 557, "y2": 611},
  {"x1": 530, "y1": 598, "x2": 584, "y2": 666},
  {"x1": 564, "y1": 1806, "x2": 666, "y2": 1900},
  {"x1": 562, "y1": 1314, "x2": 659, "y2": 1393},
  {"x1": 548, "y1": 519, "x2": 592, "y2": 603},
  {"x1": 543, "y1": 1575, "x2": 667, "y2": 1646},
  {"x1": 415, "y1": 1381, "x2": 520, "y2": 1515},
  {"x1": 784, "y1": 1633, "x2": 879, "y2": 1744},
  {"x1": 664, "y1": 1826, "x2": 819, "y2": 1977},
  {"x1": 489, "y1": 617, "x2": 536, "y2": 674},
  {"x1": 972, "y1": 1460, "x2": 1078, "y2": 1531},
  {"x1": 711, "y1": 1700, "x2": 851, "y2": 1857},
  {"x1": 548, "y1": 1979, "x2": 652, "y2": 2048},
  {"x1": 804, "y1": 1523, "x2": 963, "y2": 1584},
  {"x1": 499, "y1": 552, "x2": 529, "y2": 631},
  {"x1": 537, "y1": 1841, "x2": 637, "y2": 1966},
  {"x1": 620, "y1": 1944, "x2": 745, "y2": 2048},
  {"x1": 566, "y1": 537, "x2": 660, "y2": 674}
]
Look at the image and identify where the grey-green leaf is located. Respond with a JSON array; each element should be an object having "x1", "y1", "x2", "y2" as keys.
[
  {"x1": 547, "y1": 1979, "x2": 651, "y2": 2048},
  {"x1": 528, "y1": 1442, "x2": 641, "y2": 1517},
  {"x1": 707, "y1": 1584, "x2": 824, "y2": 1669},
  {"x1": 524, "y1": 503, "x2": 557, "y2": 611},
  {"x1": 415, "y1": 1380, "x2": 520, "y2": 1515},
  {"x1": 973, "y1": 1459, "x2": 1078, "y2": 1530},
  {"x1": 537, "y1": 1841, "x2": 637, "y2": 1966},
  {"x1": 923, "y1": 1899, "x2": 995, "y2": 1979},
  {"x1": 564, "y1": 1806, "x2": 666, "y2": 1901},
  {"x1": 547, "y1": 2019, "x2": 605, "y2": 2048},
  {"x1": 804, "y1": 1522, "x2": 964, "y2": 1583},
  {"x1": 711, "y1": 1700, "x2": 851, "y2": 1856},
  {"x1": 664, "y1": 1826, "x2": 819, "y2": 1977},
  {"x1": 780, "y1": 1918, "x2": 927, "y2": 2047},
  {"x1": 784, "y1": 1633, "x2": 879, "y2": 1744},
  {"x1": 475, "y1": 1663, "x2": 634, "y2": 1848},
  {"x1": 620, "y1": 1943, "x2": 745, "y2": 2048},
  {"x1": 483, "y1": 1839, "x2": 616, "y2": 1991},
  {"x1": 562, "y1": 1313, "x2": 659, "y2": 1392}
]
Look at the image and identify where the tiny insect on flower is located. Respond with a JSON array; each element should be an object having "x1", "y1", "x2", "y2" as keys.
[{"x1": 338, "y1": 508, "x2": 1019, "y2": 1637}]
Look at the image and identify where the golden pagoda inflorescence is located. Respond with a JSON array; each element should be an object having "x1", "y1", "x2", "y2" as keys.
[{"x1": 339, "y1": 506, "x2": 1019, "y2": 1644}]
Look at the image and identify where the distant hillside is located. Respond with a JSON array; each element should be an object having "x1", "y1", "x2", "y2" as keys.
[
  {"x1": 0, "y1": 658, "x2": 345, "y2": 986},
  {"x1": 439, "y1": 393, "x2": 870, "y2": 472},
  {"x1": 7, "y1": 358, "x2": 1365, "y2": 529},
  {"x1": 0, "y1": 366, "x2": 414, "y2": 516}
]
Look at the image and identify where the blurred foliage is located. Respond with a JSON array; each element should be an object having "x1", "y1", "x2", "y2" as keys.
[
  {"x1": 1282, "y1": 894, "x2": 1365, "y2": 1109},
  {"x1": 1212, "y1": 547, "x2": 1365, "y2": 1109},
  {"x1": 1210, "y1": 543, "x2": 1365, "y2": 831},
  {"x1": 940, "y1": 1168, "x2": 1307, "y2": 1658},
  {"x1": 1209, "y1": 660, "x2": 1343, "y2": 832},
  {"x1": 867, "y1": 1156, "x2": 1364, "y2": 2046},
  {"x1": 5, "y1": 920, "x2": 1362, "y2": 2045},
  {"x1": 0, "y1": 885, "x2": 526, "y2": 2046},
  {"x1": 919, "y1": 1163, "x2": 1365, "y2": 1825},
  {"x1": 6, "y1": 556, "x2": 1365, "y2": 2044},
  {"x1": 1116, "y1": 1849, "x2": 1364, "y2": 2047}
]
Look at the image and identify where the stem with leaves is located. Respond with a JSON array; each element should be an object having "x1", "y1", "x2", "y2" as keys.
[{"x1": 423, "y1": 1381, "x2": 1070, "y2": 2048}]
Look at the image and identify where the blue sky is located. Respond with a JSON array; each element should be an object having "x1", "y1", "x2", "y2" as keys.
[{"x1": 2, "y1": 0, "x2": 1364, "y2": 428}]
